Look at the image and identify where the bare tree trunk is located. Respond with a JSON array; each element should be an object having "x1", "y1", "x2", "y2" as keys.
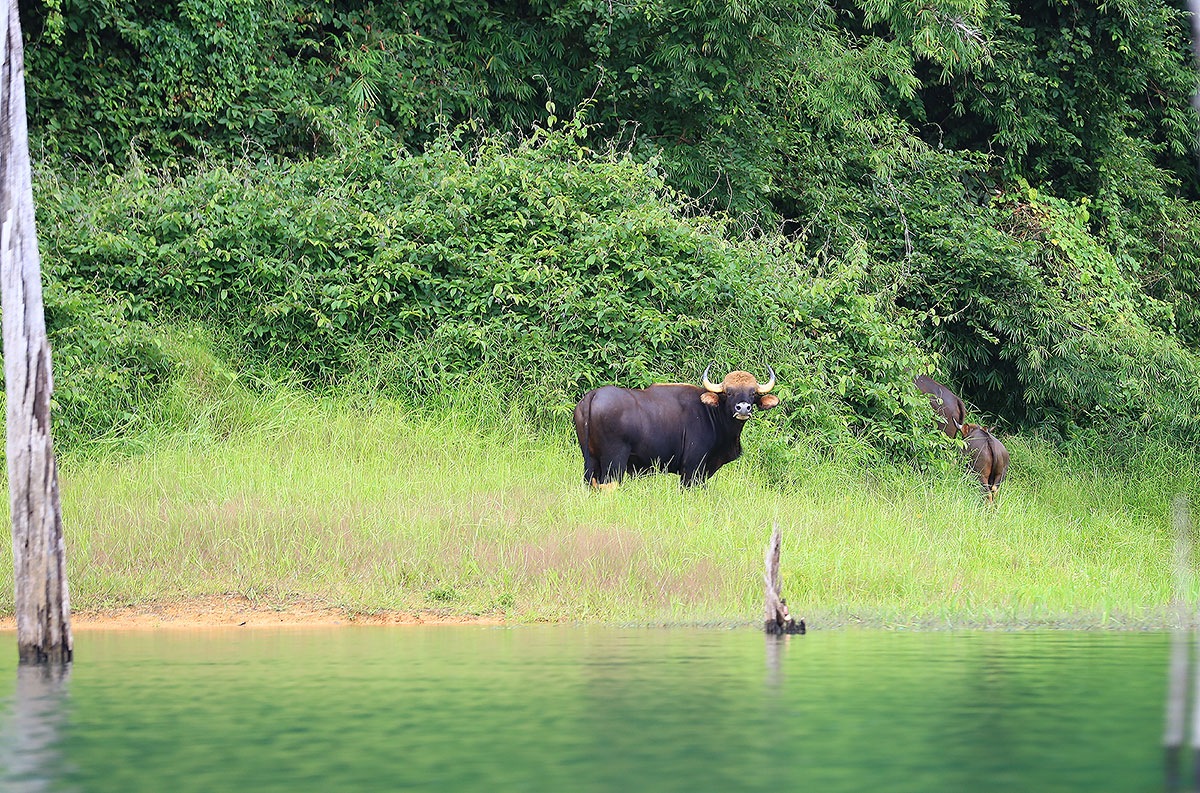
[
  {"x1": 1, "y1": 0, "x2": 72, "y2": 664},
  {"x1": 763, "y1": 523, "x2": 804, "y2": 635}
]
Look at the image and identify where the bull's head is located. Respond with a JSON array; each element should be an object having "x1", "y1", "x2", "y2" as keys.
[{"x1": 700, "y1": 363, "x2": 779, "y2": 420}]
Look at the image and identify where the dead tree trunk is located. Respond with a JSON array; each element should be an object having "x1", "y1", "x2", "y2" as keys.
[
  {"x1": 1, "y1": 0, "x2": 72, "y2": 664},
  {"x1": 763, "y1": 523, "x2": 804, "y2": 635}
]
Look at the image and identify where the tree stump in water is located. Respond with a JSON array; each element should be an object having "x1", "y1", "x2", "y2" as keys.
[
  {"x1": 764, "y1": 523, "x2": 805, "y2": 635},
  {"x1": 1, "y1": 0, "x2": 72, "y2": 664}
]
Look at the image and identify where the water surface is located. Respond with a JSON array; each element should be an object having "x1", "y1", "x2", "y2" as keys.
[{"x1": 0, "y1": 628, "x2": 1170, "y2": 792}]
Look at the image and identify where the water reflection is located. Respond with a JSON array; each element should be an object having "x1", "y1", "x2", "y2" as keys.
[
  {"x1": 1164, "y1": 629, "x2": 1189, "y2": 792},
  {"x1": 0, "y1": 663, "x2": 73, "y2": 793},
  {"x1": 764, "y1": 633, "x2": 796, "y2": 689},
  {"x1": 0, "y1": 629, "x2": 1172, "y2": 793},
  {"x1": 1165, "y1": 494, "x2": 1195, "y2": 793}
]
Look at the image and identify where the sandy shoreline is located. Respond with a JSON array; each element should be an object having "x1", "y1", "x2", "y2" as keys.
[{"x1": 0, "y1": 595, "x2": 505, "y2": 631}]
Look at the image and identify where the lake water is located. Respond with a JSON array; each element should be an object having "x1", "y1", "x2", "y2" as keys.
[{"x1": 0, "y1": 627, "x2": 1174, "y2": 792}]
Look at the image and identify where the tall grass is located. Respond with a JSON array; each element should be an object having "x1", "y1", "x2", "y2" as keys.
[{"x1": 0, "y1": 374, "x2": 1187, "y2": 628}]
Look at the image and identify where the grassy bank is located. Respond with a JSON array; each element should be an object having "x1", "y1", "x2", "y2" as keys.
[{"x1": 0, "y1": 386, "x2": 1186, "y2": 629}]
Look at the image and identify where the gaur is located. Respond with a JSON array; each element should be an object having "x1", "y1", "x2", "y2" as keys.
[
  {"x1": 573, "y1": 364, "x2": 779, "y2": 489},
  {"x1": 914, "y1": 375, "x2": 966, "y2": 438},
  {"x1": 962, "y1": 422, "x2": 1009, "y2": 503}
]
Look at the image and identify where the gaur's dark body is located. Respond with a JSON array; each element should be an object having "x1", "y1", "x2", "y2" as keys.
[
  {"x1": 573, "y1": 368, "x2": 778, "y2": 488},
  {"x1": 914, "y1": 375, "x2": 966, "y2": 438},
  {"x1": 962, "y1": 423, "x2": 1009, "y2": 503},
  {"x1": 575, "y1": 385, "x2": 742, "y2": 487}
]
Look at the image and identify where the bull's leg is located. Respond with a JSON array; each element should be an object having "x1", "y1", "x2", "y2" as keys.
[
  {"x1": 679, "y1": 450, "x2": 716, "y2": 488},
  {"x1": 976, "y1": 459, "x2": 993, "y2": 502},
  {"x1": 581, "y1": 448, "x2": 598, "y2": 487},
  {"x1": 680, "y1": 464, "x2": 711, "y2": 488},
  {"x1": 980, "y1": 472, "x2": 1002, "y2": 503},
  {"x1": 592, "y1": 446, "x2": 630, "y2": 490}
]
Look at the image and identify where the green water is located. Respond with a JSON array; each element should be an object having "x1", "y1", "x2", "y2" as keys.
[{"x1": 0, "y1": 628, "x2": 1172, "y2": 792}]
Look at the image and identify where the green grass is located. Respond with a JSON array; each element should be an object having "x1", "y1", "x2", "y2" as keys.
[{"x1": 0, "y1": 384, "x2": 1187, "y2": 628}]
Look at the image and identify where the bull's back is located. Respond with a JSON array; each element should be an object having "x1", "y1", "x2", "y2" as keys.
[
  {"x1": 574, "y1": 386, "x2": 640, "y2": 450},
  {"x1": 964, "y1": 431, "x2": 991, "y2": 474},
  {"x1": 575, "y1": 384, "x2": 708, "y2": 454}
]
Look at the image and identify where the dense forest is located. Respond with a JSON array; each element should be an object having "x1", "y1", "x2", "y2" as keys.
[{"x1": 17, "y1": 0, "x2": 1200, "y2": 463}]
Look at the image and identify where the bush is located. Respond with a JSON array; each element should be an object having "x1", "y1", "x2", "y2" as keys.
[
  {"x1": 894, "y1": 177, "x2": 1200, "y2": 442},
  {"x1": 38, "y1": 282, "x2": 172, "y2": 450},
  {"x1": 37, "y1": 124, "x2": 944, "y2": 461}
]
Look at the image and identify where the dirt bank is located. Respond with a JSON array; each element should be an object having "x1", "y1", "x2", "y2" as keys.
[{"x1": 0, "y1": 595, "x2": 505, "y2": 631}]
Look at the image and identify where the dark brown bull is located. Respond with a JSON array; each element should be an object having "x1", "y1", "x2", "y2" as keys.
[
  {"x1": 573, "y1": 364, "x2": 779, "y2": 489},
  {"x1": 962, "y1": 423, "x2": 1009, "y2": 503},
  {"x1": 914, "y1": 375, "x2": 966, "y2": 438}
]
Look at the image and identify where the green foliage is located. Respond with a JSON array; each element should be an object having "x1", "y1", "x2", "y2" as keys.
[
  {"x1": 20, "y1": 0, "x2": 541, "y2": 161},
  {"x1": 895, "y1": 176, "x2": 1200, "y2": 441},
  {"x1": 38, "y1": 282, "x2": 172, "y2": 450},
  {"x1": 38, "y1": 124, "x2": 943, "y2": 460},
  {"x1": 22, "y1": 0, "x2": 324, "y2": 161},
  {"x1": 20, "y1": 0, "x2": 1200, "y2": 461},
  {"x1": 928, "y1": 0, "x2": 1199, "y2": 196},
  {"x1": 22, "y1": 0, "x2": 1200, "y2": 242}
]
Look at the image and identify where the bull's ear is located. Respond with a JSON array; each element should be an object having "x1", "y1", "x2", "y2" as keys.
[
  {"x1": 758, "y1": 394, "x2": 780, "y2": 410},
  {"x1": 700, "y1": 391, "x2": 721, "y2": 407}
]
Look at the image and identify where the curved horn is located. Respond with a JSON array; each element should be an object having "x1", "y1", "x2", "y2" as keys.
[
  {"x1": 702, "y1": 362, "x2": 724, "y2": 393},
  {"x1": 757, "y1": 365, "x2": 776, "y2": 394}
]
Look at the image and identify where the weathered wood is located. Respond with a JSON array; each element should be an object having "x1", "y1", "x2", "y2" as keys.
[
  {"x1": 1, "y1": 0, "x2": 72, "y2": 664},
  {"x1": 763, "y1": 523, "x2": 804, "y2": 635}
]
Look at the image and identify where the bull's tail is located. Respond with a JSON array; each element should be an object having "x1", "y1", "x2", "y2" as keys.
[{"x1": 574, "y1": 391, "x2": 598, "y2": 486}]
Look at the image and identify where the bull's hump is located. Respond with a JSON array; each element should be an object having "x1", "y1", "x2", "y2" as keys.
[{"x1": 644, "y1": 383, "x2": 705, "y2": 401}]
